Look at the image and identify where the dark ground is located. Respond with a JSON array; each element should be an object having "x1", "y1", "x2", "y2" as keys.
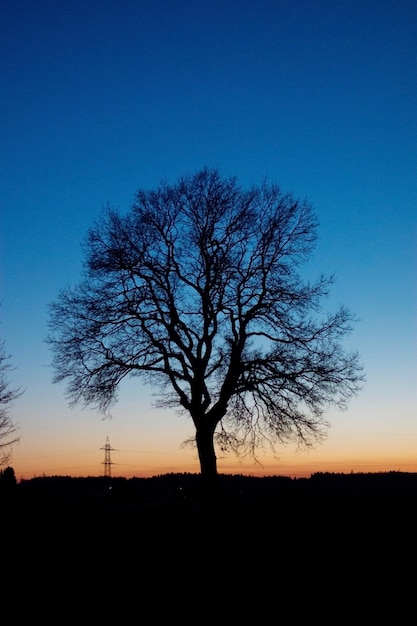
[
  {"x1": 4, "y1": 469, "x2": 417, "y2": 528},
  {"x1": 4, "y1": 471, "x2": 416, "y2": 617}
]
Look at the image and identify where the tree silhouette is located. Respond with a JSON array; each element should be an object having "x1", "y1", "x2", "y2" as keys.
[
  {"x1": 0, "y1": 465, "x2": 17, "y2": 495},
  {"x1": 48, "y1": 168, "x2": 364, "y2": 495},
  {"x1": 0, "y1": 339, "x2": 21, "y2": 466}
]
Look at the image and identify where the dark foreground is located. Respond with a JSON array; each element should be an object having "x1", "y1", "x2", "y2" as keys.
[
  {"x1": 4, "y1": 469, "x2": 417, "y2": 525},
  {"x1": 4, "y1": 471, "x2": 416, "y2": 617}
]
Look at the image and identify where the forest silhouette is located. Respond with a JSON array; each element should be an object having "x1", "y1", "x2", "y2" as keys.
[{"x1": 3, "y1": 468, "x2": 417, "y2": 515}]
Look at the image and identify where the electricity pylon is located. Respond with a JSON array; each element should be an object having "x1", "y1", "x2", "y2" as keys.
[{"x1": 101, "y1": 436, "x2": 116, "y2": 478}]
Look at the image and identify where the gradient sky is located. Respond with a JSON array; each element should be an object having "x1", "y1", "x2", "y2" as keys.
[{"x1": 1, "y1": 0, "x2": 416, "y2": 480}]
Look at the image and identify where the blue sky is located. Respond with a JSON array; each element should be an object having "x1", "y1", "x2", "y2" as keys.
[{"x1": 1, "y1": 0, "x2": 416, "y2": 479}]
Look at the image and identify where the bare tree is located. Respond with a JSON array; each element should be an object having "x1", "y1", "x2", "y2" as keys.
[
  {"x1": 0, "y1": 339, "x2": 21, "y2": 466},
  {"x1": 47, "y1": 168, "x2": 364, "y2": 494}
]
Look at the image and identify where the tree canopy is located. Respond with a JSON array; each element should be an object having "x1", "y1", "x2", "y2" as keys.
[{"x1": 48, "y1": 168, "x2": 364, "y2": 492}]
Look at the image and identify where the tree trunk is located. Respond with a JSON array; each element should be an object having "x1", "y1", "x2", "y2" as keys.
[{"x1": 195, "y1": 423, "x2": 218, "y2": 499}]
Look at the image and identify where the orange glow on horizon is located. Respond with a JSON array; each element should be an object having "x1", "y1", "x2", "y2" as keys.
[{"x1": 13, "y1": 455, "x2": 417, "y2": 482}]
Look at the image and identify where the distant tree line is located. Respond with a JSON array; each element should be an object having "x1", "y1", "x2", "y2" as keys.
[{"x1": 5, "y1": 470, "x2": 417, "y2": 504}]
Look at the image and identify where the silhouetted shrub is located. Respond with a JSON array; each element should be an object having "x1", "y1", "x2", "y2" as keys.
[{"x1": 0, "y1": 465, "x2": 17, "y2": 495}]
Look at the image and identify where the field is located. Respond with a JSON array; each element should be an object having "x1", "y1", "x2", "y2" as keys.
[
  {"x1": 5, "y1": 470, "x2": 417, "y2": 531},
  {"x1": 4, "y1": 471, "x2": 416, "y2": 617}
]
